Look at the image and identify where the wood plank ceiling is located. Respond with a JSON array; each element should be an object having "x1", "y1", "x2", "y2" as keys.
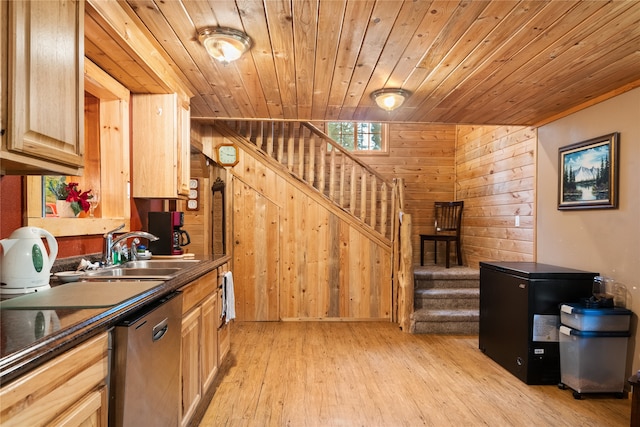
[{"x1": 85, "y1": 0, "x2": 640, "y2": 126}]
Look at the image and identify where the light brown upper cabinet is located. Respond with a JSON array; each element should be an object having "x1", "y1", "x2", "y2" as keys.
[
  {"x1": 1, "y1": 0, "x2": 84, "y2": 175},
  {"x1": 132, "y1": 94, "x2": 191, "y2": 198}
]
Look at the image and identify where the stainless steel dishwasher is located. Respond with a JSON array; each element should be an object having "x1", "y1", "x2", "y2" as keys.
[{"x1": 109, "y1": 291, "x2": 183, "y2": 427}]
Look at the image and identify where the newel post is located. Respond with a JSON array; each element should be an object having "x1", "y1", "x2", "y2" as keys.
[{"x1": 397, "y1": 211, "x2": 414, "y2": 332}]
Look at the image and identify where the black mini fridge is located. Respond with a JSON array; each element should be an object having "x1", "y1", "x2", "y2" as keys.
[{"x1": 479, "y1": 262, "x2": 596, "y2": 385}]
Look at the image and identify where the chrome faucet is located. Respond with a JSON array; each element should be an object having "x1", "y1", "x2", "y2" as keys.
[
  {"x1": 102, "y1": 224, "x2": 159, "y2": 266},
  {"x1": 130, "y1": 238, "x2": 141, "y2": 261}
]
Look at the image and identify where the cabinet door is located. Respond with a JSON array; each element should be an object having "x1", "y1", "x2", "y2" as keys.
[
  {"x1": 177, "y1": 97, "x2": 191, "y2": 197},
  {"x1": 48, "y1": 387, "x2": 108, "y2": 427},
  {"x1": 132, "y1": 93, "x2": 191, "y2": 198},
  {"x1": 3, "y1": 0, "x2": 84, "y2": 174},
  {"x1": 201, "y1": 292, "x2": 219, "y2": 392},
  {"x1": 0, "y1": 333, "x2": 109, "y2": 427},
  {"x1": 1, "y1": 0, "x2": 6, "y2": 165},
  {"x1": 181, "y1": 307, "x2": 202, "y2": 427},
  {"x1": 132, "y1": 93, "x2": 178, "y2": 198},
  {"x1": 217, "y1": 288, "x2": 231, "y2": 362}
]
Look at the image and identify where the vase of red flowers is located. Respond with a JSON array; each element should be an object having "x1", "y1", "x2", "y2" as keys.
[
  {"x1": 55, "y1": 200, "x2": 77, "y2": 218},
  {"x1": 47, "y1": 178, "x2": 93, "y2": 217}
]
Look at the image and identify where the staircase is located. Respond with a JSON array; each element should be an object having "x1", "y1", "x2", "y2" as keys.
[{"x1": 411, "y1": 266, "x2": 480, "y2": 335}]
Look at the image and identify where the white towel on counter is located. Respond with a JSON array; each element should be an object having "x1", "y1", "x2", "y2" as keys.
[
  {"x1": 76, "y1": 259, "x2": 100, "y2": 271},
  {"x1": 222, "y1": 271, "x2": 236, "y2": 323}
]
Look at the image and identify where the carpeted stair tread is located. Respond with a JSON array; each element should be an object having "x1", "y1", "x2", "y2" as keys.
[
  {"x1": 412, "y1": 320, "x2": 479, "y2": 335},
  {"x1": 415, "y1": 279, "x2": 480, "y2": 290},
  {"x1": 414, "y1": 288, "x2": 479, "y2": 310},
  {"x1": 412, "y1": 308, "x2": 479, "y2": 322},
  {"x1": 413, "y1": 266, "x2": 479, "y2": 281},
  {"x1": 415, "y1": 288, "x2": 479, "y2": 299}
]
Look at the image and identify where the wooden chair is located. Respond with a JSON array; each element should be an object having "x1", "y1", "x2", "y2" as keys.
[{"x1": 420, "y1": 201, "x2": 464, "y2": 268}]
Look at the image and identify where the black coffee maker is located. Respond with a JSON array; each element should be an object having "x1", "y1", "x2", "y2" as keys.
[{"x1": 148, "y1": 211, "x2": 191, "y2": 255}]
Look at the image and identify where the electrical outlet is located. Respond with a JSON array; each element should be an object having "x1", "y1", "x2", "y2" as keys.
[{"x1": 515, "y1": 215, "x2": 520, "y2": 227}]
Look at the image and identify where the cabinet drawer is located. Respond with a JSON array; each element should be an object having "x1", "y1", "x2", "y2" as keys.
[{"x1": 180, "y1": 270, "x2": 218, "y2": 314}]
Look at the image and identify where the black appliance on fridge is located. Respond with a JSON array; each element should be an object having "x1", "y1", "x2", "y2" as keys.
[
  {"x1": 479, "y1": 262, "x2": 597, "y2": 385},
  {"x1": 148, "y1": 211, "x2": 191, "y2": 255}
]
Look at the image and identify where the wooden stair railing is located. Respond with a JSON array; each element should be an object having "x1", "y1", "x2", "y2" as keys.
[{"x1": 215, "y1": 120, "x2": 397, "y2": 241}]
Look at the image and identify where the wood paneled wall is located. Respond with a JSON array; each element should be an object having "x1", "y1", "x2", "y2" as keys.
[
  {"x1": 456, "y1": 125, "x2": 536, "y2": 268},
  {"x1": 226, "y1": 138, "x2": 392, "y2": 321},
  {"x1": 363, "y1": 123, "x2": 457, "y2": 266},
  {"x1": 367, "y1": 123, "x2": 536, "y2": 268},
  {"x1": 178, "y1": 153, "x2": 209, "y2": 255},
  {"x1": 179, "y1": 151, "x2": 229, "y2": 257}
]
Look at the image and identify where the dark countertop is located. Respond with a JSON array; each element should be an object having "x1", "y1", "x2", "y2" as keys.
[{"x1": 0, "y1": 255, "x2": 229, "y2": 386}]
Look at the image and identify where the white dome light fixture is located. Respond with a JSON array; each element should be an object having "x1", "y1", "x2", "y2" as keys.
[
  {"x1": 371, "y1": 88, "x2": 410, "y2": 112},
  {"x1": 198, "y1": 27, "x2": 252, "y2": 64}
]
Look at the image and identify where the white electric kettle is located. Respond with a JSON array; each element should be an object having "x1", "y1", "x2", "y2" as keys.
[{"x1": 0, "y1": 227, "x2": 58, "y2": 294}]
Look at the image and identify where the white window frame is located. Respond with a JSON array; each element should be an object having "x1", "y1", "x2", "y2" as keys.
[{"x1": 326, "y1": 122, "x2": 389, "y2": 155}]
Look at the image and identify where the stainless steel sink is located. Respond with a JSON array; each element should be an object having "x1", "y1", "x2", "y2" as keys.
[
  {"x1": 81, "y1": 259, "x2": 200, "y2": 281},
  {"x1": 84, "y1": 267, "x2": 181, "y2": 280},
  {"x1": 122, "y1": 259, "x2": 200, "y2": 269}
]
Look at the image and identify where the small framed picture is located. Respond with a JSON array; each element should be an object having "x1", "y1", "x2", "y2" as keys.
[{"x1": 558, "y1": 132, "x2": 619, "y2": 210}]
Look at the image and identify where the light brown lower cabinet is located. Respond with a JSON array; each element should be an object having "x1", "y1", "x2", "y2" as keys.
[
  {"x1": 218, "y1": 289, "x2": 231, "y2": 362},
  {"x1": 181, "y1": 305, "x2": 203, "y2": 425},
  {"x1": 180, "y1": 268, "x2": 229, "y2": 426},
  {"x1": 201, "y1": 293, "x2": 219, "y2": 392},
  {"x1": 0, "y1": 332, "x2": 109, "y2": 427}
]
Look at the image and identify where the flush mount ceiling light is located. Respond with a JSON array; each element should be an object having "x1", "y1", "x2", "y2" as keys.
[
  {"x1": 198, "y1": 27, "x2": 251, "y2": 64},
  {"x1": 371, "y1": 88, "x2": 410, "y2": 112}
]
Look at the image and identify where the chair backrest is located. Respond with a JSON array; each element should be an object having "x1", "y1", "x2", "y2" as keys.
[{"x1": 434, "y1": 201, "x2": 464, "y2": 234}]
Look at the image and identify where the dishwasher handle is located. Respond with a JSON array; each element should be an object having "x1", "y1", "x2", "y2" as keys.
[{"x1": 152, "y1": 318, "x2": 169, "y2": 342}]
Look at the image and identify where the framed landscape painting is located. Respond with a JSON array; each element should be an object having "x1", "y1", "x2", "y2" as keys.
[{"x1": 558, "y1": 132, "x2": 619, "y2": 210}]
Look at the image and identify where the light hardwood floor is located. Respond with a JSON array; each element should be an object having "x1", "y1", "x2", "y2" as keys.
[{"x1": 200, "y1": 322, "x2": 631, "y2": 426}]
